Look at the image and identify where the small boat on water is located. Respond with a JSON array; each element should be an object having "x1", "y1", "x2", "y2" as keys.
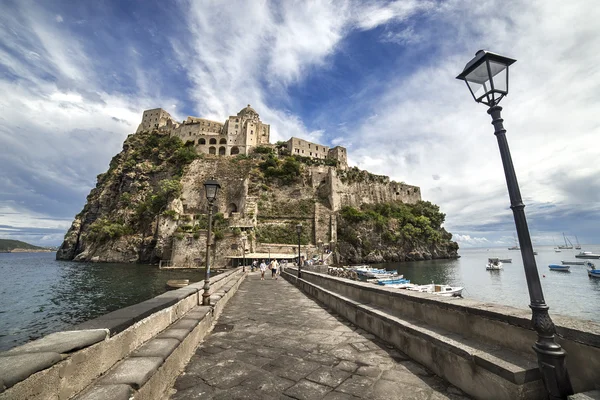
[
  {"x1": 561, "y1": 260, "x2": 586, "y2": 265},
  {"x1": 486, "y1": 258, "x2": 503, "y2": 271},
  {"x1": 498, "y1": 258, "x2": 512, "y2": 263},
  {"x1": 386, "y1": 283, "x2": 418, "y2": 289},
  {"x1": 350, "y1": 266, "x2": 398, "y2": 278},
  {"x1": 557, "y1": 233, "x2": 573, "y2": 249},
  {"x1": 586, "y1": 262, "x2": 600, "y2": 279},
  {"x1": 166, "y1": 279, "x2": 189, "y2": 289},
  {"x1": 575, "y1": 251, "x2": 600, "y2": 259},
  {"x1": 370, "y1": 275, "x2": 403, "y2": 283},
  {"x1": 408, "y1": 283, "x2": 464, "y2": 297},
  {"x1": 377, "y1": 278, "x2": 411, "y2": 286},
  {"x1": 548, "y1": 264, "x2": 570, "y2": 272},
  {"x1": 575, "y1": 235, "x2": 582, "y2": 250},
  {"x1": 554, "y1": 248, "x2": 561, "y2": 253}
]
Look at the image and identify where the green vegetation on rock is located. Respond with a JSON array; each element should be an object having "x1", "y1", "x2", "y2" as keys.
[
  {"x1": 339, "y1": 201, "x2": 449, "y2": 244},
  {"x1": 337, "y1": 200, "x2": 458, "y2": 263},
  {"x1": 257, "y1": 198, "x2": 314, "y2": 219},
  {"x1": 259, "y1": 154, "x2": 302, "y2": 184},
  {"x1": 255, "y1": 222, "x2": 311, "y2": 245}
]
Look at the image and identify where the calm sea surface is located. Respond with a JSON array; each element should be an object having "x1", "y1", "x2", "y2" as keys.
[
  {"x1": 372, "y1": 245, "x2": 600, "y2": 323},
  {"x1": 0, "y1": 253, "x2": 205, "y2": 351},
  {"x1": 1, "y1": 247, "x2": 599, "y2": 351}
]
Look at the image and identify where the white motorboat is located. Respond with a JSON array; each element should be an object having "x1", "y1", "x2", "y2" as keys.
[
  {"x1": 368, "y1": 275, "x2": 404, "y2": 283},
  {"x1": 575, "y1": 251, "x2": 600, "y2": 259},
  {"x1": 386, "y1": 283, "x2": 418, "y2": 289},
  {"x1": 486, "y1": 258, "x2": 503, "y2": 271},
  {"x1": 561, "y1": 260, "x2": 585, "y2": 265},
  {"x1": 407, "y1": 283, "x2": 464, "y2": 297}
]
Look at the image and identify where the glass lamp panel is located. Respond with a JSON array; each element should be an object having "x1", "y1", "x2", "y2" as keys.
[
  {"x1": 465, "y1": 62, "x2": 492, "y2": 101},
  {"x1": 205, "y1": 184, "x2": 218, "y2": 201},
  {"x1": 489, "y1": 61, "x2": 508, "y2": 93}
]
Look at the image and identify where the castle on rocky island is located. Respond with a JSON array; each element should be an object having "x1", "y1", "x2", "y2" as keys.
[{"x1": 137, "y1": 105, "x2": 348, "y2": 169}]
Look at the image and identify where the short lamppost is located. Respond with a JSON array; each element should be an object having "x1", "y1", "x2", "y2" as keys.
[
  {"x1": 457, "y1": 50, "x2": 573, "y2": 399},
  {"x1": 241, "y1": 235, "x2": 247, "y2": 272},
  {"x1": 296, "y1": 223, "x2": 303, "y2": 278},
  {"x1": 202, "y1": 178, "x2": 221, "y2": 306},
  {"x1": 318, "y1": 240, "x2": 323, "y2": 265}
]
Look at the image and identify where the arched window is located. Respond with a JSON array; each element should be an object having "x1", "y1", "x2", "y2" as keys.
[
  {"x1": 230, "y1": 146, "x2": 240, "y2": 155},
  {"x1": 219, "y1": 138, "x2": 227, "y2": 144},
  {"x1": 218, "y1": 146, "x2": 226, "y2": 155},
  {"x1": 209, "y1": 146, "x2": 216, "y2": 155},
  {"x1": 199, "y1": 138, "x2": 206, "y2": 145},
  {"x1": 209, "y1": 138, "x2": 217, "y2": 145},
  {"x1": 227, "y1": 203, "x2": 238, "y2": 217}
]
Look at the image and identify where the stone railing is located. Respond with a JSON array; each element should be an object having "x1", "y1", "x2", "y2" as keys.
[
  {"x1": 0, "y1": 267, "x2": 247, "y2": 400},
  {"x1": 282, "y1": 267, "x2": 600, "y2": 400}
]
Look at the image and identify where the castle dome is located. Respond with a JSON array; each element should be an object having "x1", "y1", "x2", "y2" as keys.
[{"x1": 237, "y1": 104, "x2": 258, "y2": 117}]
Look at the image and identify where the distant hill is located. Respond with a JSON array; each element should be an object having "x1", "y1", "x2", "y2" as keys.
[{"x1": 0, "y1": 239, "x2": 52, "y2": 252}]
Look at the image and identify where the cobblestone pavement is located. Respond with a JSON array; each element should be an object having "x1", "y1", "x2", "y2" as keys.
[{"x1": 169, "y1": 271, "x2": 470, "y2": 400}]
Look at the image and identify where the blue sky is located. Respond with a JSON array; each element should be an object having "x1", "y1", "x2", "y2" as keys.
[{"x1": 1, "y1": 0, "x2": 599, "y2": 248}]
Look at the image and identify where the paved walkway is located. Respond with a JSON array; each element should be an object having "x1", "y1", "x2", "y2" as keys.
[{"x1": 168, "y1": 272, "x2": 469, "y2": 400}]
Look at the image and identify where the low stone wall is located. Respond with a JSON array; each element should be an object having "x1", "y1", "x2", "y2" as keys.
[
  {"x1": 282, "y1": 268, "x2": 600, "y2": 399},
  {"x1": 0, "y1": 267, "x2": 246, "y2": 400}
]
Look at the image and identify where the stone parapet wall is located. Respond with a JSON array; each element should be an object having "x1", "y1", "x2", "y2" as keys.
[
  {"x1": 282, "y1": 268, "x2": 600, "y2": 397},
  {"x1": 0, "y1": 268, "x2": 246, "y2": 400}
]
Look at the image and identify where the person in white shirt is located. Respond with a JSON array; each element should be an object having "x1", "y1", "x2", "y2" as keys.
[{"x1": 259, "y1": 260, "x2": 267, "y2": 280}]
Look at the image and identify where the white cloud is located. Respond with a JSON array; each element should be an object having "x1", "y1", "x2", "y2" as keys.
[
  {"x1": 55, "y1": 14, "x2": 63, "y2": 23},
  {"x1": 344, "y1": 0, "x2": 600, "y2": 240},
  {"x1": 452, "y1": 234, "x2": 489, "y2": 247},
  {"x1": 172, "y1": 0, "x2": 429, "y2": 142}
]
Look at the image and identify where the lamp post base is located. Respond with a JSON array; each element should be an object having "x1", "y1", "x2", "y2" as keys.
[{"x1": 202, "y1": 279, "x2": 211, "y2": 306}]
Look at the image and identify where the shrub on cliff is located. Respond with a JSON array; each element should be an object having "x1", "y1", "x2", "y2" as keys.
[
  {"x1": 259, "y1": 155, "x2": 301, "y2": 184},
  {"x1": 338, "y1": 201, "x2": 449, "y2": 246},
  {"x1": 88, "y1": 218, "x2": 133, "y2": 243}
]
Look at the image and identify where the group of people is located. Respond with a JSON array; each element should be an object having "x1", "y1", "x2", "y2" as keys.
[{"x1": 251, "y1": 259, "x2": 281, "y2": 280}]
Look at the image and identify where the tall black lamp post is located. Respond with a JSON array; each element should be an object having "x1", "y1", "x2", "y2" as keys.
[
  {"x1": 241, "y1": 235, "x2": 247, "y2": 272},
  {"x1": 457, "y1": 50, "x2": 572, "y2": 399},
  {"x1": 296, "y1": 223, "x2": 302, "y2": 278},
  {"x1": 202, "y1": 178, "x2": 221, "y2": 306}
]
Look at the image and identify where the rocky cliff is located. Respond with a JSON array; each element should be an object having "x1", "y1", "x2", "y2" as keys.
[
  {"x1": 335, "y1": 202, "x2": 458, "y2": 264},
  {"x1": 57, "y1": 129, "x2": 458, "y2": 266}
]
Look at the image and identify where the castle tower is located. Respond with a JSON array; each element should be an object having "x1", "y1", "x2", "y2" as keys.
[
  {"x1": 137, "y1": 108, "x2": 176, "y2": 133},
  {"x1": 328, "y1": 146, "x2": 348, "y2": 170}
]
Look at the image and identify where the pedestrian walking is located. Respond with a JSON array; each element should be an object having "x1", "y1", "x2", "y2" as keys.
[
  {"x1": 270, "y1": 259, "x2": 279, "y2": 279},
  {"x1": 252, "y1": 259, "x2": 257, "y2": 272},
  {"x1": 259, "y1": 260, "x2": 267, "y2": 280}
]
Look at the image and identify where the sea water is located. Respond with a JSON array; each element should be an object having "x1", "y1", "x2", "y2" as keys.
[
  {"x1": 372, "y1": 245, "x2": 600, "y2": 323},
  {"x1": 1, "y1": 247, "x2": 598, "y2": 351},
  {"x1": 0, "y1": 252, "x2": 204, "y2": 351}
]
